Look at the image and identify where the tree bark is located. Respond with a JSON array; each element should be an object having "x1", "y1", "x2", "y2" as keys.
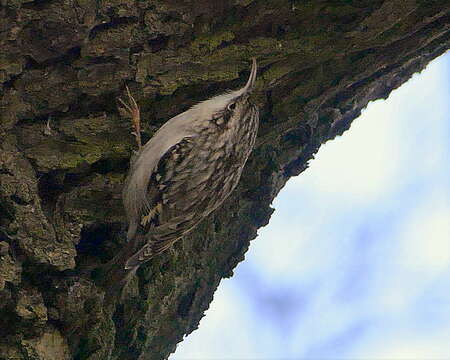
[{"x1": 0, "y1": 0, "x2": 448, "y2": 359}]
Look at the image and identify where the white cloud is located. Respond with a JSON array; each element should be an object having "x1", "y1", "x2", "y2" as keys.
[
  {"x1": 399, "y1": 199, "x2": 450, "y2": 273},
  {"x1": 350, "y1": 330, "x2": 450, "y2": 360},
  {"x1": 366, "y1": 343, "x2": 450, "y2": 360}
]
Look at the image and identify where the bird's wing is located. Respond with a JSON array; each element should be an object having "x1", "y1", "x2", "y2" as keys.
[
  {"x1": 138, "y1": 136, "x2": 194, "y2": 230},
  {"x1": 124, "y1": 137, "x2": 197, "y2": 269},
  {"x1": 122, "y1": 111, "x2": 198, "y2": 240}
]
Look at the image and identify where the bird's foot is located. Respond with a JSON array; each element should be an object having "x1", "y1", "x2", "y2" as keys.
[{"x1": 118, "y1": 85, "x2": 142, "y2": 150}]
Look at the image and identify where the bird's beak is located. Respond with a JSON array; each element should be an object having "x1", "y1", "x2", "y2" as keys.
[{"x1": 242, "y1": 57, "x2": 257, "y2": 93}]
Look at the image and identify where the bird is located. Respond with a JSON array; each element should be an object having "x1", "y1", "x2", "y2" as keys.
[{"x1": 100, "y1": 58, "x2": 259, "y2": 293}]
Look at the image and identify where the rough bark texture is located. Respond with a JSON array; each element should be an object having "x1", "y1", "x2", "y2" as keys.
[{"x1": 0, "y1": 0, "x2": 448, "y2": 359}]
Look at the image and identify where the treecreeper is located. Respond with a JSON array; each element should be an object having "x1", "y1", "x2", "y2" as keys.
[{"x1": 99, "y1": 58, "x2": 259, "y2": 296}]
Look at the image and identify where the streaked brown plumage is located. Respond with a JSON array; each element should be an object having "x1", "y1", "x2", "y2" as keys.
[{"x1": 102, "y1": 59, "x2": 259, "y2": 292}]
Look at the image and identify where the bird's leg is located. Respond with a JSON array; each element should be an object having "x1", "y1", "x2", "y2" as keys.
[{"x1": 118, "y1": 86, "x2": 142, "y2": 150}]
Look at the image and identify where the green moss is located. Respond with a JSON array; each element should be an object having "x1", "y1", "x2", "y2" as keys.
[
  {"x1": 190, "y1": 31, "x2": 235, "y2": 55},
  {"x1": 199, "y1": 44, "x2": 250, "y2": 64},
  {"x1": 24, "y1": 115, "x2": 132, "y2": 171},
  {"x1": 0, "y1": 55, "x2": 24, "y2": 75},
  {"x1": 25, "y1": 141, "x2": 101, "y2": 170},
  {"x1": 375, "y1": 22, "x2": 402, "y2": 42},
  {"x1": 156, "y1": 33, "x2": 333, "y2": 95},
  {"x1": 157, "y1": 61, "x2": 240, "y2": 95}
]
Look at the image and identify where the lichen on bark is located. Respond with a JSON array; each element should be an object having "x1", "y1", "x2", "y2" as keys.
[{"x1": 0, "y1": 0, "x2": 449, "y2": 359}]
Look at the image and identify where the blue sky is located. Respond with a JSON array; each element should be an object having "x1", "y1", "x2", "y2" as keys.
[{"x1": 172, "y1": 52, "x2": 450, "y2": 359}]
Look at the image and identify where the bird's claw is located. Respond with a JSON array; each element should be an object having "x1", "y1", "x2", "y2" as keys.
[{"x1": 118, "y1": 85, "x2": 142, "y2": 150}]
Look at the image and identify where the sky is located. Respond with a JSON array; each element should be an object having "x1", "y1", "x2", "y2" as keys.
[{"x1": 172, "y1": 51, "x2": 450, "y2": 360}]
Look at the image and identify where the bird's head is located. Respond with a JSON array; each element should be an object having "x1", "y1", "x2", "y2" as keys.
[{"x1": 190, "y1": 58, "x2": 258, "y2": 126}]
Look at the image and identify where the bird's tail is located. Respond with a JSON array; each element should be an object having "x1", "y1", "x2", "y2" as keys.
[
  {"x1": 93, "y1": 237, "x2": 142, "y2": 302},
  {"x1": 124, "y1": 237, "x2": 175, "y2": 270},
  {"x1": 95, "y1": 263, "x2": 137, "y2": 302}
]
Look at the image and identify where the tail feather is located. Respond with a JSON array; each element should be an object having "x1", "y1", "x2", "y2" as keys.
[
  {"x1": 124, "y1": 244, "x2": 154, "y2": 270},
  {"x1": 94, "y1": 236, "x2": 143, "y2": 302},
  {"x1": 124, "y1": 237, "x2": 176, "y2": 269},
  {"x1": 97, "y1": 262, "x2": 138, "y2": 302}
]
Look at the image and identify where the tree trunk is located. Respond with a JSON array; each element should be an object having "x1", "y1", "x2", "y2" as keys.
[{"x1": 0, "y1": 0, "x2": 448, "y2": 359}]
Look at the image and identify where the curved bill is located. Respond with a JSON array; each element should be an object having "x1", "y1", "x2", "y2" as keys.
[{"x1": 242, "y1": 57, "x2": 257, "y2": 93}]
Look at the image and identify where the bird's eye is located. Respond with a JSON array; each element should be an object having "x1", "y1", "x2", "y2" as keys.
[{"x1": 227, "y1": 102, "x2": 236, "y2": 111}]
